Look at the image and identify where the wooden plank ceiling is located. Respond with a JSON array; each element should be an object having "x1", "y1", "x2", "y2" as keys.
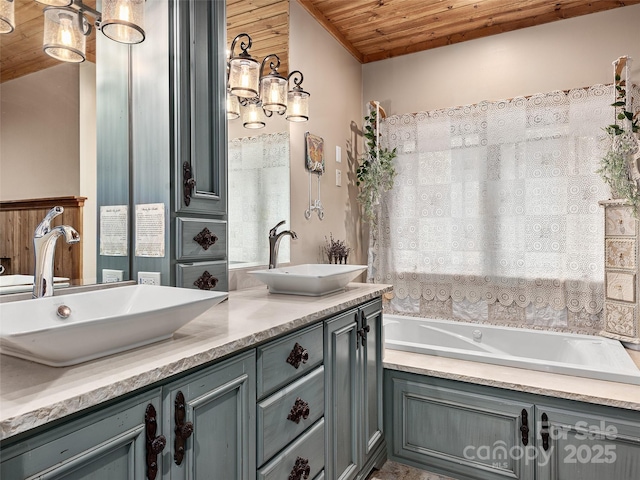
[{"x1": 2, "y1": 0, "x2": 639, "y2": 83}]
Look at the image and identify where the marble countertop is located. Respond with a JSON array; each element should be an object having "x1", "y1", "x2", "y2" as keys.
[
  {"x1": 0, "y1": 283, "x2": 391, "y2": 441},
  {"x1": 384, "y1": 348, "x2": 640, "y2": 411}
]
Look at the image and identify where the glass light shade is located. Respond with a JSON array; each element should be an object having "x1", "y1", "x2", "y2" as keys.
[
  {"x1": 243, "y1": 102, "x2": 265, "y2": 129},
  {"x1": 0, "y1": 0, "x2": 15, "y2": 34},
  {"x1": 101, "y1": 0, "x2": 145, "y2": 44},
  {"x1": 227, "y1": 91, "x2": 240, "y2": 120},
  {"x1": 43, "y1": 7, "x2": 86, "y2": 63},
  {"x1": 35, "y1": 0, "x2": 73, "y2": 6},
  {"x1": 286, "y1": 89, "x2": 310, "y2": 122},
  {"x1": 228, "y1": 57, "x2": 260, "y2": 98},
  {"x1": 260, "y1": 74, "x2": 287, "y2": 114}
]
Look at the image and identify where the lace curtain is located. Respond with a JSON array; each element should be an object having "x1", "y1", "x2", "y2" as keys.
[
  {"x1": 370, "y1": 85, "x2": 623, "y2": 315},
  {"x1": 229, "y1": 132, "x2": 290, "y2": 266}
]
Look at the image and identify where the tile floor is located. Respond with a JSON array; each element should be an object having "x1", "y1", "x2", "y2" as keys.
[{"x1": 367, "y1": 461, "x2": 458, "y2": 480}]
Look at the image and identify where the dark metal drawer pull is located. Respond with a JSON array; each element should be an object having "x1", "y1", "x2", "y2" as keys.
[
  {"x1": 288, "y1": 456, "x2": 311, "y2": 480},
  {"x1": 541, "y1": 412, "x2": 550, "y2": 451},
  {"x1": 287, "y1": 397, "x2": 310, "y2": 423},
  {"x1": 193, "y1": 227, "x2": 218, "y2": 250},
  {"x1": 286, "y1": 342, "x2": 309, "y2": 369},
  {"x1": 145, "y1": 404, "x2": 166, "y2": 480},
  {"x1": 520, "y1": 409, "x2": 529, "y2": 446},
  {"x1": 194, "y1": 270, "x2": 219, "y2": 290},
  {"x1": 183, "y1": 162, "x2": 196, "y2": 206},
  {"x1": 174, "y1": 391, "x2": 194, "y2": 466}
]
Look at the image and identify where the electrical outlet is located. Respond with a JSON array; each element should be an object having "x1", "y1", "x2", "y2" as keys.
[
  {"x1": 103, "y1": 269, "x2": 124, "y2": 283},
  {"x1": 138, "y1": 271, "x2": 161, "y2": 285},
  {"x1": 336, "y1": 169, "x2": 342, "y2": 187}
]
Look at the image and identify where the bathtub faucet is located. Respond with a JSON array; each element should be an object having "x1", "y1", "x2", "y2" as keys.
[
  {"x1": 33, "y1": 206, "x2": 80, "y2": 298},
  {"x1": 268, "y1": 220, "x2": 297, "y2": 269}
]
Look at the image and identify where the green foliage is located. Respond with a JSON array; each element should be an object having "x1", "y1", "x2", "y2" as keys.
[
  {"x1": 598, "y1": 73, "x2": 640, "y2": 216},
  {"x1": 597, "y1": 137, "x2": 640, "y2": 216},
  {"x1": 356, "y1": 108, "x2": 397, "y2": 224}
]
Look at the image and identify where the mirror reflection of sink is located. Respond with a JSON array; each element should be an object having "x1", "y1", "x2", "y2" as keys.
[
  {"x1": 0, "y1": 285, "x2": 228, "y2": 367},
  {"x1": 248, "y1": 264, "x2": 368, "y2": 296},
  {"x1": 0, "y1": 274, "x2": 70, "y2": 295}
]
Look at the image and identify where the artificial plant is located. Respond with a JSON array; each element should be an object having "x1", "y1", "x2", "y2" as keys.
[
  {"x1": 356, "y1": 104, "x2": 397, "y2": 224},
  {"x1": 597, "y1": 56, "x2": 640, "y2": 215}
]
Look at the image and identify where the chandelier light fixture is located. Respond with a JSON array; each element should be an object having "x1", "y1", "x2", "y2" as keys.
[
  {"x1": 23, "y1": 0, "x2": 146, "y2": 62},
  {"x1": 227, "y1": 32, "x2": 310, "y2": 128}
]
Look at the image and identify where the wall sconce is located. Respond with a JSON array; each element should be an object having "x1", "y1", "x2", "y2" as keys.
[
  {"x1": 0, "y1": 0, "x2": 15, "y2": 34},
  {"x1": 36, "y1": 0, "x2": 145, "y2": 63},
  {"x1": 227, "y1": 32, "x2": 310, "y2": 129}
]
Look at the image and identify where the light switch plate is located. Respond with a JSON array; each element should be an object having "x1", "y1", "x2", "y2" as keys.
[{"x1": 336, "y1": 146, "x2": 342, "y2": 163}]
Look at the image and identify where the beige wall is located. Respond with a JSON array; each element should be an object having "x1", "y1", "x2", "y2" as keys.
[
  {"x1": 363, "y1": 4, "x2": 640, "y2": 116},
  {"x1": 288, "y1": 0, "x2": 365, "y2": 265},
  {"x1": 0, "y1": 64, "x2": 81, "y2": 201}
]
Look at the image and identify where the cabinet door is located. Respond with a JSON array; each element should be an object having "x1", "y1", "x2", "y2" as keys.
[
  {"x1": 325, "y1": 308, "x2": 360, "y2": 480},
  {"x1": 164, "y1": 351, "x2": 256, "y2": 480},
  {"x1": 173, "y1": 0, "x2": 227, "y2": 215},
  {"x1": 360, "y1": 300, "x2": 384, "y2": 467},
  {"x1": 535, "y1": 405, "x2": 640, "y2": 480},
  {"x1": 1, "y1": 389, "x2": 163, "y2": 480},
  {"x1": 386, "y1": 372, "x2": 535, "y2": 480}
]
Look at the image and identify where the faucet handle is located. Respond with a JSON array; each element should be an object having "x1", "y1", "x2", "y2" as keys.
[
  {"x1": 35, "y1": 206, "x2": 64, "y2": 238},
  {"x1": 269, "y1": 220, "x2": 286, "y2": 237}
]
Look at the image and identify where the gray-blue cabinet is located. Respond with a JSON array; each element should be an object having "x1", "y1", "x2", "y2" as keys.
[
  {"x1": 324, "y1": 298, "x2": 386, "y2": 480},
  {"x1": 385, "y1": 371, "x2": 640, "y2": 480},
  {"x1": 0, "y1": 389, "x2": 163, "y2": 479},
  {"x1": 163, "y1": 350, "x2": 256, "y2": 480}
]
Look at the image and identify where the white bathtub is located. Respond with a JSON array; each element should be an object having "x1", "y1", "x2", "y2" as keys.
[{"x1": 384, "y1": 315, "x2": 640, "y2": 385}]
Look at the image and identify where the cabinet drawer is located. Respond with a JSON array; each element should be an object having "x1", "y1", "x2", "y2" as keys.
[
  {"x1": 257, "y1": 418, "x2": 324, "y2": 480},
  {"x1": 176, "y1": 217, "x2": 227, "y2": 261},
  {"x1": 176, "y1": 261, "x2": 228, "y2": 292},
  {"x1": 606, "y1": 271, "x2": 636, "y2": 303},
  {"x1": 605, "y1": 205, "x2": 637, "y2": 236},
  {"x1": 257, "y1": 323, "x2": 323, "y2": 398},
  {"x1": 605, "y1": 238, "x2": 637, "y2": 270},
  {"x1": 257, "y1": 366, "x2": 325, "y2": 466}
]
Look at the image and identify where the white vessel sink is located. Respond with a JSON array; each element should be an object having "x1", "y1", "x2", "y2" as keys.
[
  {"x1": 248, "y1": 264, "x2": 368, "y2": 296},
  {"x1": 0, "y1": 285, "x2": 227, "y2": 367}
]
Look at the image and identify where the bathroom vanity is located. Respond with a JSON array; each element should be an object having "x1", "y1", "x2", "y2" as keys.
[{"x1": 0, "y1": 283, "x2": 391, "y2": 480}]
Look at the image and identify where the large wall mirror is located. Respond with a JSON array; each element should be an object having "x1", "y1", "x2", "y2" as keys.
[
  {"x1": 0, "y1": 0, "x2": 292, "y2": 294},
  {"x1": 227, "y1": 0, "x2": 292, "y2": 269}
]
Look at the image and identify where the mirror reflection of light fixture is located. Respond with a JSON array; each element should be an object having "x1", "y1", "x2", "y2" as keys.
[
  {"x1": 0, "y1": 0, "x2": 15, "y2": 34},
  {"x1": 227, "y1": 33, "x2": 310, "y2": 129},
  {"x1": 228, "y1": 33, "x2": 260, "y2": 98},
  {"x1": 101, "y1": 0, "x2": 145, "y2": 44},
  {"x1": 43, "y1": 6, "x2": 89, "y2": 63},
  {"x1": 37, "y1": 0, "x2": 146, "y2": 63},
  {"x1": 227, "y1": 90, "x2": 240, "y2": 120},
  {"x1": 243, "y1": 99, "x2": 266, "y2": 129}
]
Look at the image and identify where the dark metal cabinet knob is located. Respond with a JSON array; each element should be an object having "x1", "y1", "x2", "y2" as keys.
[
  {"x1": 145, "y1": 404, "x2": 166, "y2": 480},
  {"x1": 288, "y1": 456, "x2": 311, "y2": 480},
  {"x1": 540, "y1": 412, "x2": 550, "y2": 451},
  {"x1": 286, "y1": 342, "x2": 309, "y2": 369},
  {"x1": 174, "y1": 391, "x2": 194, "y2": 466},
  {"x1": 194, "y1": 270, "x2": 219, "y2": 290},
  {"x1": 193, "y1": 227, "x2": 218, "y2": 250},
  {"x1": 287, "y1": 397, "x2": 310, "y2": 424}
]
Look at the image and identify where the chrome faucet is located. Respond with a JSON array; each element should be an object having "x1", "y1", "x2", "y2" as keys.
[
  {"x1": 268, "y1": 220, "x2": 297, "y2": 269},
  {"x1": 33, "y1": 206, "x2": 80, "y2": 298}
]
